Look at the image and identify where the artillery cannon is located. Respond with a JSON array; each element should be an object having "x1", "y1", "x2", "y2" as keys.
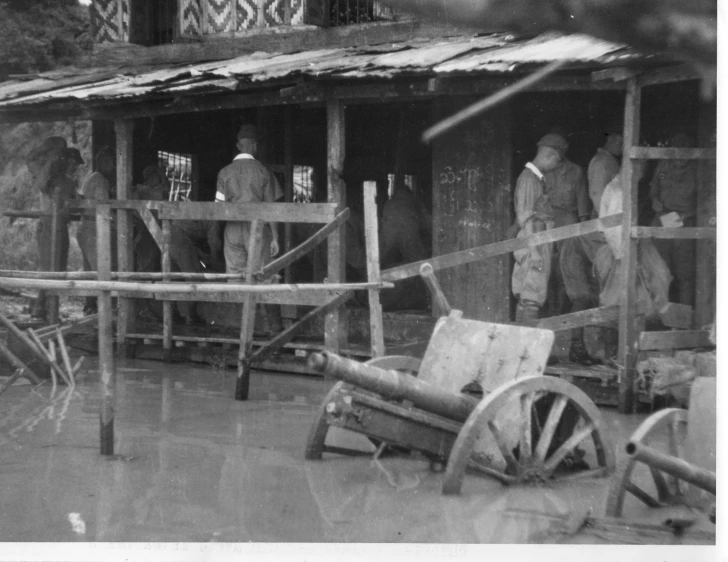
[
  {"x1": 305, "y1": 264, "x2": 615, "y2": 494},
  {"x1": 605, "y1": 377, "x2": 716, "y2": 526}
]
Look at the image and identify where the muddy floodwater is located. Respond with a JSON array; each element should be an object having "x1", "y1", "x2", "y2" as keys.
[{"x1": 0, "y1": 358, "x2": 715, "y2": 544}]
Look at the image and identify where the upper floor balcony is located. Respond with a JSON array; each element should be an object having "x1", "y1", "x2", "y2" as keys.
[{"x1": 91, "y1": 0, "x2": 399, "y2": 46}]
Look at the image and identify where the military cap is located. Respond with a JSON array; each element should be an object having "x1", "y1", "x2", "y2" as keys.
[{"x1": 537, "y1": 133, "x2": 568, "y2": 157}]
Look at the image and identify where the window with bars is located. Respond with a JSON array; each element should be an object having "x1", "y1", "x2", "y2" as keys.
[
  {"x1": 387, "y1": 173, "x2": 416, "y2": 198},
  {"x1": 305, "y1": 0, "x2": 396, "y2": 27},
  {"x1": 293, "y1": 165, "x2": 314, "y2": 202},
  {"x1": 158, "y1": 151, "x2": 195, "y2": 201}
]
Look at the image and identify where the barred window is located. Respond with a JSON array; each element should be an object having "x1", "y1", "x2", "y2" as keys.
[
  {"x1": 387, "y1": 173, "x2": 416, "y2": 198},
  {"x1": 293, "y1": 165, "x2": 314, "y2": 202},
  {"x1": 158, "y1": 151, "x2": 194, "y2": 201}
]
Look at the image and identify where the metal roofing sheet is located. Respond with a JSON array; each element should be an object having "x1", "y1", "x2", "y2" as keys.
[{"x1": 0, "y1": 32, "x2": 649, "y2": 111}]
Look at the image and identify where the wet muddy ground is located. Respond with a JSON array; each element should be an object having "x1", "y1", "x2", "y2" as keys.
[{"x1": 0, "y1": 357, "x2": 715, "y2": 544}]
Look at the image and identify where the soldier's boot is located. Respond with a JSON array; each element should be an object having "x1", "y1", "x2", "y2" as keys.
[
  {"x1": 516, "y1": 300, "x2": 540, "y2": 327},
  {"x1": 569, "y1": 328, "x2": 599, "y2": 366},
  {"x1": 568, "y1": 297, "x2": 599, "y2": 366},
  {"x1": 602, "y1": 326, "x2": 619, "y2": 365},
  {"x1": 259, "y1": 305, "x2": 283, "y2": 337}
]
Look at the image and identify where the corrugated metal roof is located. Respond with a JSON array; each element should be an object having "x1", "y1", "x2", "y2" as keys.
[{"x1": 0, "y1": 32, "x2": 652, "y2": 111}]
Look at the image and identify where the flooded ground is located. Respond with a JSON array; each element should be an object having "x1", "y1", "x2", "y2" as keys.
[{"x1": 0, "y1": 357, "x2": 715, "y2": 545}]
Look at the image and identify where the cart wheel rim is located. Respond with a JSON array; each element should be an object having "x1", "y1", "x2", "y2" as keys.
[
  {"x1": 443, "y1": 376, "x2": 615, "y2": 495},
  {"x1": 605, "y1": 408, "x2": 688, "y2": 517}
]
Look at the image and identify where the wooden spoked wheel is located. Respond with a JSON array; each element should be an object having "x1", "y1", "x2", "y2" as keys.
[
  {"x1": 442, "y1": 376, "x2": 615, "y2": 495},
  {"x1": 605, "y1": 408, "x2": 688, "y2": 517},
  {"x1": 304, "y1": 355, "x2": 421, "y2": 460}
]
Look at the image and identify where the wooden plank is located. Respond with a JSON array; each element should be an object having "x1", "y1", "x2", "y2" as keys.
[
  {"x1": 96, "y1": 204, "x2": 115, "y2": 455},
  {"x1": 538, "y1": 306, "x2": 620, "y2": 331},
  {"x1": 249, "y1": 291, "x2": 353, "y2": 365},
  {"x1": 256, "y1": 208, "x2": 350, "y2": 281},
  {"x1": 162, "y1": 219, "x2": 173, "y2": 362},
  {"x1": 628, "y1": 146, "x2": 716, "y2": 160},
  {"x1": 115, "y1": 119, "x2": 135, "y2": 352},
  {"x1": 154, "y1": 290, "x2": 346, "y2": 306},
  {"x1": 324, "y1": 99, "x2": 347, "y2": 353},
  {"x1": 591, "y1": 67, "x2": 640, "y2": 82},
  {"x1": 384, "y1": 213, "x2": 622, "y2": 282},
  {"x1": 431, "y1": 99, "x2": 512, "y2": 321},
  {"x1": 618, "y1": 77, "x2": 641, "y2": 415},
  {"x1": 156, "y1": 201, "x2": 337, "y2": 223},
  {"x1": 236, "y1": 219, "x2": 263, "y2": 401},
  {"x1": 631, "y1": 226, "x2": 716, "y2": 240},
  {"x1": 639, "y1": 330, "x2": 713, "y2": 351},
  {"x1": 363, "y1": 181, "x2": 384, "y2": 358},
  {"x1": 47, "y1": 196, "x2": 59, "y2": 326},
  {"x1": 0, "y1": 277, "x2": 391, "y2": 294},
  {"x1": 138, "y1": 208, "x2": 164, "y2": 249},
  {"x1": 637, "y1": 64, "x2": 703, "y2": 88}
]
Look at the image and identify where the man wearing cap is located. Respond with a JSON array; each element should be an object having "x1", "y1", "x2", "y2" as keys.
[
  {"x1": 649, "y1": 133, "x2": 698, "y2": 306},
  {"x1": 552, "y1": 123, "x2": 624, "y2": 364},
  {"x1": 543, "y1": 128, "x2": 591, "y2": 317},
  {"x1": 587, "y1": 123, "x2": 623, "y2": 214},
  {"x1": 511, "y1": 134, "x2": 564, "y2": 325},
  {"x1": 33, "y1": 147, "x2": 84, "y2": 319},
  {"x1": 215, "y1": 124, "x2": 283, "y2": 335},
  {"x1": 76, "y1": 146, "x2": 117, "y2": 315}
]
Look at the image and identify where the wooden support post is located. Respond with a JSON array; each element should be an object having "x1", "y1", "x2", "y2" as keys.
[
  {"x1": 695, "y1": 101, "x2": 716, "y2": 328},
  {"x1": 115, "y1": 119, "x2": 134, "y2": 356},
  {"x1": 363, "y1": 181, "x2": 385, "y2": 358},
  {"x1": 47, "y1": 196, "x2": 60, "y2": 326},
  {"x1": 235, "y1": 220, "x2": 264, "y2": 401},
  {"x1": 325, "y1": 100, "x2": 347, "y2": 352},
  {"x1": 282, "y1": 105, "x2": 295, "y2": 324},
  {"x1": 162, "y1": 219, "x2": 173, "y2": 363},
  {"x1": 96, "y1": 204, "x2": 115, "y2": 456},
  {"x1": 618, "y1": 78, "x2": 641, "y2": 414}
]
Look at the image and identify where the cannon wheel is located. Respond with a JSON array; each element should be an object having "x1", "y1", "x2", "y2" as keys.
[
  {"x1": 605, "y1": 408, "x2": 688, "y2": 517},
  {"x1": 442, "y1": 376, "x2": 615, "y2": 495},
  {"x1": 304, "y1": 355, "x2": 421, "y2": 460}
]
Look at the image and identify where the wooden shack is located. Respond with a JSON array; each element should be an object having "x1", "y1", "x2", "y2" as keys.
[{"x1": 0, "y1": 0, "x2": 716, "y2": 413}]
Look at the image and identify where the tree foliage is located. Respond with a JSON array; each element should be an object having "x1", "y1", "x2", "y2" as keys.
[{"x1": 0, "y1": 0, "x2": 91, "y2": 79}]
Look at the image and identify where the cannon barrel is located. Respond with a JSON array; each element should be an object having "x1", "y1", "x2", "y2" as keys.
[
  {"x1": 626, "y1": 441, "x2": 716, "y2": 495},
  {"x1": 308, "y1": 350, "x2": 479, "y2": 423}
]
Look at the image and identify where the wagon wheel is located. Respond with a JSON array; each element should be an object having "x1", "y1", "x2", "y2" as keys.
[
  {"x1": 605, "y1": 408, "x2": 688, "y2": 517},
  {"x1": 442, "y1": 376, "x2": 615, "y2": 495},
  {"x1": 304, "y1": 355, "x2": 421, "y2": 460}
]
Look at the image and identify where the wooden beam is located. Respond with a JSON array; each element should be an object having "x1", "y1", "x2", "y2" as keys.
[
  {"x1": 628, "y1": 147, "x2": 716, "y2": 160},
  {"x1": 154, "y1": 290, "x2": 346, "y2": 306},
  {"x1": 638, "y1": 64, "x2": 703, "y2": 88},
  {"x1": 115, "y1": 119, "x2": 135, "y2": 353},
  {"x1": 96, "y1": 204, "x2": 115, "y2": 455},
  {"x1": 256, "y1": 208, "x2": 350, "y2": 282},
  {"x1": 249, "y1": 291, "x2": 354, "y2": 365},
  {"x1": 618, "y1": 77, "x2": 641, "y2": 414},
  {"x1": 155, "y1": 201, "x2": 337, "y2": 223},
  {"x1": 364, "y1": 181, "x2": 385, "y2": 358},
  {"x1": 138, "y1": 208, "x2": 164, "y2": 249},
  {"x1": 0, "y1": 277, "x2": 392, "y2": 294},
  {"x1": 162, "y1": 219, "x2": 173, "y2": 362},
  {"x1": 591, "y1": 67, "x2": 640, "y2": 82},
  {"x1": 538, "y1": 306, "x2": 619, "y2": 331},
  {"x1": 639, "y1": 330, "x2": 714, "y2": 351},
  {"x1": 236, "y1": 220, "x2": 263, "y2": 401},
  {"x1": 631, "y1": 226, "x2": 716, "y2": 240},
  {"x1": 382, "y1": 214, "x2": 622, "y2": 281},
  {"x1": 325, "y1": 99, "x2": 347, "y2": 353}
]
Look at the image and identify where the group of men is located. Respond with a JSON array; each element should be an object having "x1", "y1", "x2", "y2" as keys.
[
  {"x1": 27, "y1": 137, "x2": 116, "y2": 318},
  {"x1": 512, "y1": 124, "x2": 697, "y2": 365}
]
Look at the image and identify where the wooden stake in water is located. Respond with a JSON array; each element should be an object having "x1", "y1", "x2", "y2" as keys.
[{"x1": 96, "y1": 205, "x2": 115, "y2": 456}]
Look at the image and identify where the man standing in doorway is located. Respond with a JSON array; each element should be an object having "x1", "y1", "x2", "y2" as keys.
[
  {"x1": 587, "y1": 123, "x2": 623, "y2": 214},
  {"x1": 215, "y1": 124, "x2": 283, "y2": 336},
  {"x1": 512, "y1": 134, "x2": 565, "y2": 325},
  {"x1": 543, "y1": 127, "x2": 591, "y2": 317}
]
